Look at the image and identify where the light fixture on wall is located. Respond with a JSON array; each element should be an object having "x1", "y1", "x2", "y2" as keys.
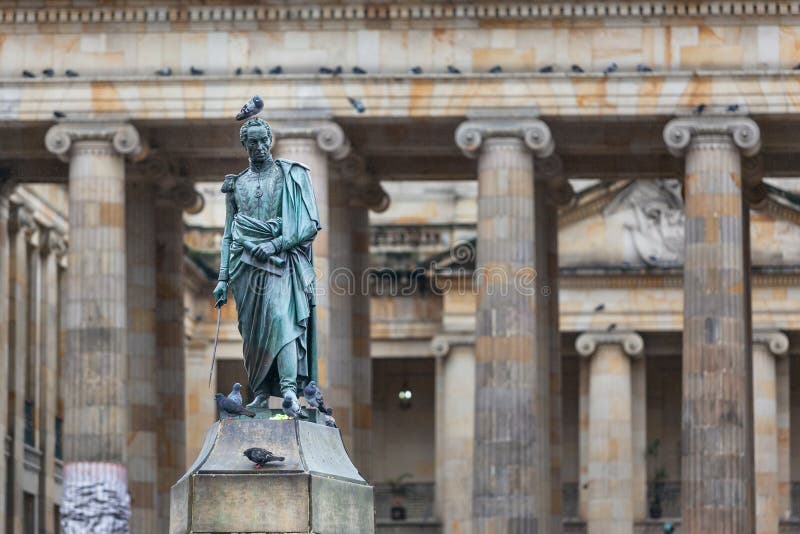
[{"x1": 398, "y1": 381, "x2": 413, "y2": 410}]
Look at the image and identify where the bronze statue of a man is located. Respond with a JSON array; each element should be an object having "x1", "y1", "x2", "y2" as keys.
[{"x1": 213, "y1": 117, "x2": 320, "y2": 415}]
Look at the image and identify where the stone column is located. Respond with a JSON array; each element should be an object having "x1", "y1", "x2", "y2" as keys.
[
  {"x1": 351, "y1": 205, "x2": 373, "y2": 479},
  {"x1": 752, "y1": 330, "x2": 790, "y2": 534},
  {"x1": 455, "y1": 116, "x2": 555, "y2": 532},
  {"x1": 39, "y1": 229, "x2": 66, "y2": 534},
  {"x1": 664, "y1": 117, "x2": 760, "y2": 533},
  {"x1": 155, "y1": 179, "x2": 197, "y2": 533},
  {"x1": 125, "y1": 181, "x2": 158, "y2": 534},
  {"x1": 0, "y1": 180, "x2": 15, "y2": 534},
  {"x1": 432, "y1": 335, "x2": 476, "y2": 534},
  {"x1": 45, "y1": 122, "x2": 143, "y2": 531},
  {"x1": 575, "y1": 331, "x2": 645, "y2": 534},
  {"x1": 537, "y1": 154, "x2": 574, "y2": 531},
  {"x1": 7, "y1": 199, "x2": 34, "y2": 534},
  {"x1": 271, "y1": 119, "x2": 350, "y2": 402}
]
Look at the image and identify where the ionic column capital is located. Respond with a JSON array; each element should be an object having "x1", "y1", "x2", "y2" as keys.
[
  {"x1": 273, "y1": 120, "x2": 351, "y2": 160},
  {"x1": 331, "y1": 153, "x2": 391, "y2": 213},
  {"x1": 753, "y1": 329, "x2": 789, "y2": 357},
  {"x1": 535, "y1": 154, "x2": 575, "y2": 207},
  {"x1": 8, "y1": 201, "x2": 35, "y2": 235},
  {"x1": 575, "y1": 331, "x2": 644, "y2": 358},
  {"x1": 430, "y1": 333, "x2": 475, "y2": 358},
  {"x1": 156, "y1": 177, "x2": 204, "y2": 214},
  {"x1": 0, "y1": 178, "x2": 17, "y2": 201},
  {"x1": 663, "y1": 116, "x2": 761, "y2": 158},
  {"x1": 454, "y1": 117, "x2": 554, "y2": 159},
  {"x1": 45, "y1": 121, "x2": 144, "y2": 162},
  {"x1": 40, "y1": 227, "x2": 68, "y2": 257}
]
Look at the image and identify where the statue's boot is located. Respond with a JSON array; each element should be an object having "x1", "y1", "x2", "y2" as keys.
[{"x1": 246, "y1": 393, "x2": 269, "y2": 409}]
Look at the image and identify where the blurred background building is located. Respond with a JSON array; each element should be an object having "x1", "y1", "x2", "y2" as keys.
[{"x1": 2, "y1": 1, "x2": 800, "y2": 533}]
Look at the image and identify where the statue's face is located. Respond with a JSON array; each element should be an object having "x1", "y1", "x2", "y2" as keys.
[{"x1": 244, "y1": 125, "x2": 271, "y2": 163}]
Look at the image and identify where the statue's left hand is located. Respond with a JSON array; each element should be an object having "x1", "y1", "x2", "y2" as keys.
[{"x1": 252, "y1": 241, "x2": 276, "y2": 261}]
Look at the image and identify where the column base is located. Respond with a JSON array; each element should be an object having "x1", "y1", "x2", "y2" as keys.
[
  {"x1": 60, "y1": 462, "x2": 130, "y2": 532},
  {"x1": 170, "y1": 409, "x2": 374, "y2": 533}
]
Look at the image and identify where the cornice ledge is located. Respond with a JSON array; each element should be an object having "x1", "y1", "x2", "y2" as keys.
[
  {"x1": 575, "y1": 330, "x2": 644, "y2": 358},
  {"x1": 45, "y1": 121, "x2": 143, "y2": 163},
  {"x1": 5, "y1": 3, "x2": 800, "y2": 27},
  {"x1": 663, "y1": 116, "x2": 761, "y2": 157},
  {"x1": 455, "y1": 117, "x2": 554, "y2": 159},
  {"x1": 752, "y1": 329, "x2": 789, "y2": 356}
]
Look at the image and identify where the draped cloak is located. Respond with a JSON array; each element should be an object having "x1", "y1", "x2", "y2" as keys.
[{"x1": 223, "y1": 159, "x2": 320, "y2": 396}]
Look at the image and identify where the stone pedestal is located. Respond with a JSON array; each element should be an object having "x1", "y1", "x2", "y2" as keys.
[{"x1": 170, "y1": 411, "x2": 374, "y2": 534}]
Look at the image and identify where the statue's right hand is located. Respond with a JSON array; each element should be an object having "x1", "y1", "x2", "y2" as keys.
[{"x1": 213, "y1": 281, "x2": 228, "y2": 308}]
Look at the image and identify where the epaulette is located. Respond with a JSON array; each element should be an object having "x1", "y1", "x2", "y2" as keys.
[
  {"x1": 221, "y1": 168, "x2": 248, "y2": 193},
  {"x1": 275, "y1": 158, "x2": 311, "y2": 171}
]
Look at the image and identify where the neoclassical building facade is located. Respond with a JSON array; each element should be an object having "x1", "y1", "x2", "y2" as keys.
[{"x1": 2, "y1": 1, "x2": 800, "y2": 533}]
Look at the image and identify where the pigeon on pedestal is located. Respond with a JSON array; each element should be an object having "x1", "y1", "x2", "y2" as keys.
[
  {"x1": 215, "y1": 393, "x2": 255, "y2": 419},
  {"x1": 243, "y1": 447, "x2": 285, "y2": 468},
  {"x1": 303, "y1": 381, "x2": 332, "y2": 415},
  {"x1": 227, "y1": 383, "x2": 243, "y2": 406}
]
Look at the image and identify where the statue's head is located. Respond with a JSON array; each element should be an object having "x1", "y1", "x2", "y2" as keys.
[{"x1": 240, "y1": 117, "x2": 273, "y2": 164}]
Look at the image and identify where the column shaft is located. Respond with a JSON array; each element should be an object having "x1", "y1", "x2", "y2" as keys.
[
  {"x1": 126, "y1": 183, "x2": 158, "y2": 533},
  {"x1": 351, "y1": 206, "x2": 372, "y2": 478},
  {"x1": 325, "y1": 170, "x2": 354, "y2": 450},
  {"x1": 631, "y1": 357, "x2": 648, "y2": 521},
  {"x1": 753, "y1": 342, "x2": 779, "y2": 534},
  {"x1": 776, "y1": 355, "x2": 790, "y2": 519},
  {"x1": 586, "y1": 344, "x2": 634, "y2": 534},
  {"x1": 39, "y1": 235, "x2": 61, "y2": 534},
  {"x1": 8, "y1": 206, "x2": 28, "y2": 534},
  {"x1": 472, "y1": 137, "x2": 548, "y2": 531},
  {"x1": 155, "y1": 201, "x2": 186, "y2": 532},
  {"x1": 578, "y1": 356, "x2": 590, "y2": 521},
  {"x1": 681, "y1": 135, "x2": 754, "y2": 533},
  {"x1": 0, "y1": 190, "x2": 11, "y2": 534},
  {"x1": 435, "y1": 344, "x2": 476, "y2": 533},
  {"x1": 542, "y1": 197, "x2": 562, "y2": 531},
  {"x1": 61, "y1": 138, "x2": 130, "y2": 532}
]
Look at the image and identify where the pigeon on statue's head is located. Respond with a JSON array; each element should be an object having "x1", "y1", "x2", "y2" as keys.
[{"x1": 235, "y1": 95, "x2": 264, "y2": 121}]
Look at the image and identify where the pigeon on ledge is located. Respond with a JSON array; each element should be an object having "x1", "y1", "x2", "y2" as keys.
[
  {"x1": 215, "y1": 393, "x2": 255, "y2": 419},
  {"x1": 282, "y1": 391, "x2": 307, "y2": 419},
  {"x1": 227, "y1": 383, "x2": 243, "y2": 406},
  {"x1": 303, "y1": 381, "x2": 332, "y2": 415},
  {"x1": 243, "y1": 447, "x2": 285, "y2": 468},
  {"x1": 235, "y1": 95, "x2": 264, "y2": 121}
]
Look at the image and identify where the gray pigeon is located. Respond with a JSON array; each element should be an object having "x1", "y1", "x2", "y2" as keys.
[
  {"x1": 235, "y1": 95, "x2": 264, "y2": 121},
  {"x1": 282, "y1": 391, "x2": 307, "y2": 419},
  {"x1": 323, "y1": 414, "x2": 338, "y2": 428},
  {"x1": 303, "y1": 381, "x2": 332, "y2": 415},
  {"x1": 215, "y1": 393, "x2": 255, "y2": 419},
  {"x1": 243, "y1": 447, "x2": 285, "y2": 468},
  {"x1": 227, "y1": 383, "x2": 243, "y2": 406}
]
